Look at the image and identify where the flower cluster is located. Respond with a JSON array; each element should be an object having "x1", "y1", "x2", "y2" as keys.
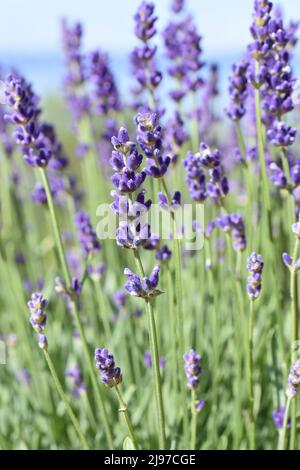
[
  {"x1": 183, "y1": 143, "x2": 229, "y2": 205},
  {"x1": 144, "y1": 351, "x2": 166, "y2": 369},
  {"x1": 225, "y1": 60, "x2": 250, "y2": 121},
  {"x1": 272, "y1": 406, "x2": 289, "y2": 429},
  {"x1": 248, "y1": 0, "x2": 297, "y2": 146},
  {"x1": 74, "y1": 211, "x2": 100, "y2": 256},
  {"x1": 164, "y1": 111, "x2": 188, "y2": 164},
  {"x1": 131, "y1": 2, "x2": 162, "y2": 101},
  {"x1": 27, "y1": 293, "x2": 48, "y2": 349},
  {"x1": 66, "y1": 365, "x2": 86, "y2": 398},
  {"x1": 135, "y1": 112, "x2": 171, "y2": 178},
  {"x1": 5, "y1": 75, "x2": 52, "y2": 168},
  {"x1": 215, "y1": 213, "x2": 247, "y2": 252},
  {"x1": 94, "y1": 348, "x2": 122, "y2": 388},
  {"x1": 88, "y1": 50, "x2": 121, "y2": 115},
  {"x1": 61, "y1": 20, "x2": 89, "y2": 124},
  {"x1": 286, "y1": 360, "x2": 300, "y2": 398},
  {"x1": 247, "y1": 252, "x2": 264, "y2": 300},
  {"x1": 111, "y1": 127, "x2": 145, "y2": 193},
  {"x1": 183, "y1": 349, "x2": 202, "y2": 389},
  {"x1": 163, "y1": 14, "x2": 204, "y2": 102},
  {"x1": 124, "y1": 265, "x2": 162, "y2": 299}
]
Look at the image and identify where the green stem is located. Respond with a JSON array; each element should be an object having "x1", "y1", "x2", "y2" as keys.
[
  {"x1": 145, "y1": 298, "x2": 167, "y2": 449},
  {"x1": 39, "y1": 168, "x2": 113, "y2": 449},
  {"x1": 43, "y1": 350, "x2": 89, "y2": 450},
  {"x1": 248, "y1": 300, "x2": 256, "y2": 450},
  {"x1": 278, "y1": 397, "x2": 292, "y2": 450},
  {"x1": 290, "y1": 238, "x2": 299, "y2": 449},
  {"x1": 114, "y1": 385, "x2": 139, "y2": 450},
  {"x1": 191, "y1": 389, "x2": 197, "y2": 450},
  {"x1": 132, "y1": 249, "x2": 166, "y2": 449}
]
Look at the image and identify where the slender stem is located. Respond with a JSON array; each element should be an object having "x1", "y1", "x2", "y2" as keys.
[
  {"x1": 145, "y1": 298, "x2": 167, "y2": 449},
  {"x1": 248, "y1": 300, "x2": 256, "y2": 450},
  {"x1": 114, "y1": 385, "x2": 139, "y2": 450},
  {"x1": 131, "y1": 248, "x2": 166, "y2": 449},
  {"x1": 254, "y1": 62, "x2": 273, "y2": 242},
  {"x1": 281, "y1": 147, "x2": 295, "y2": 226},
  {"x1": 191, "y1": 389, "x2": 197, "y2": 450},
  {"x1": 278, "y1": 397, "x2": 292, "y2": 450},
  {"x1": 43, "y1": 350, "x2": 89, "y2": 450},
  {"x1": 290, "y1": 238, "x2": 299, "y2": 449},
  {"x1": 39, "y1": 168, "x2": 114, "y2": 449}
]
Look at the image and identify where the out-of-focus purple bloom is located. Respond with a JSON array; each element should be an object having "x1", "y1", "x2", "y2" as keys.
[
  {"x1": 144, "y1": 351, "x2": 166, "y2": 369},
  {"x1": 171, "y1": 0, "x2": 184, "y2": 14},
  {"x1": 282, "y1": 252, "x2": 292, "y2": 268},
  {"x1": 124, "y1": 265, "x2": 162, "y2": 299},
  {"x1": 269, "y1": 162, "x2": 287, "y2": 189},
  {"x1": 163, "y1": 14, "x2": 204, "y2": 101},
  {"x1": 225, "y1": 59, "x2": 249, "y2": 121},
  {"x1": 131, "y1": 2, "x2": 162, "y2": 102},
  {"x1": 66, "y1": 364, "x2": 86, "y2": 398},
  {"x1": 184, "y1": 143, "x2": 229, "y2": 205},
  {"x1": 88, "y1": 262, "x2": 106, "y2": 282},
  {"x1": 88, "y1": 50, "x2": 121, "y2": 115},
  {"x1": 156, "y1": 245, "x2": 172, "y2": 262},
  {"x1": 94, "y1": 348, "x2": 122, "y2": 388},
  {"x1": 195, "y1": 399, "x2": 205, "y2": 412},
  {"x1": 216, "y1": 213, "x2": 247, "y2": 252},
  {"x1": 17, "y1": 368, "x2": 31, "y2": 385},
  {"x1": 158, "y1": 191, "x2": 181, "y2": 211},
  {"x1": 183, "y1": 349, "x2": 202, "y2": 390},
  {"x1": 165, "y1": 111, "x2": 188, "y2": 164},
  {"x1": 247, "y1": 252, "x2": 264, "y2": 300},
  {"x1": 286, "y1": 360, "x2": 300, "y2": 398},
  {"x1": 113, "y1": 290, "x2": 127, "y2": 310},
  {"x1": 74, "y1": 211, "x2": 100, "y2": 256},
  {"x1": 272, "y1": 406, "x2": 290, "y2": 429}
]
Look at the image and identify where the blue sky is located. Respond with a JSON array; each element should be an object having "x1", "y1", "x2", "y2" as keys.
[{"x1": 1, "y1": 0, "x2": 299, "y2": 56}]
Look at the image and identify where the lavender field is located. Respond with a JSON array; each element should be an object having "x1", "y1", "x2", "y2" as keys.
[{"x1": 1, "y1": 0, "x2": 300, "y2": 451}]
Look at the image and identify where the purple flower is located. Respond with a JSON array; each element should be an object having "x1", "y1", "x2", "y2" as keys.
[
  {"x1": 88, "y1": 50, "x2": 121, "y2": 115},
  {"x1": 267, "y1": 121, "x2": 296, "y2": 147},
  {"x1": 164, "y1": 111, "x2": 188, "y2": 164},
  {"x1": 16, "y1": 368, "x2": 31, "y2": 385},
  {"x1": 247, "y1": 252, "x2": 264, "y2": 300},
  {"x1": 110, "y1": 127, "x2": 145, "y2": 193},
  {"x1": 94, "y1": 348, "x2": 122, "y2": 388},
  {"x1": 225, "y1": 59, "x2": 249, "y2": 121},
  {"x1": 66, "y1": 365, "x2": 86, "y2": 398},
  {"x1": 171, "y1": 0, "x2": 185, "y2": 14},
  {"x1": 124, "y1": 265, "x2": 162, "y2": 299},
  {"x1": 88, "y1": 262, "x2": 106, "y2": 282},
  {"x1": 195, "y1": 399, "x2": 205, "y2": 412},
  {"x1": 163, "y1": 14, "x2": 204, "y2": 101},
  {"x1": 183, "y1": 349, "x2": 202, "y2": 390},
  {"x1": 131, "y1": 2, "x2": 162, "y2": 101},
  {"x1": 286, "y1": 360, "x2": 300, "y2": 398},
  {"x1": 216, "y1": 213, "x2": 247, "y2": 252},
  {"x1": 74, "y1": 211, "x2": 100, "y2": 256},
  {"x1": 158, "y1": 191, "x2": 181, "y2": 211},
  {"x1": 272, "y1": 407, "x2": 290, "y2": 429},
  {"x1": 113, "y1": 290, "x2": 127, "y2": 310},
  {"x1": 156, "y1": 245, "x2": 172, "y2": 262},
  {"x1": 144, "y1": 351, "x2": 166, "y2": 369},
  {"x1": 5, "y1": 75, "x2": 52, "y2": 168},
  {"x1": 27, "y1": 293, "x2": 48, "y2": 335}
]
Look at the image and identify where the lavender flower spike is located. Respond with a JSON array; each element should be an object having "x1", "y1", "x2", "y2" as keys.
[
  {"x1": 27, "y1": 292, "x2": 48, "y2": 349},
  {"x1": 94, "y1": 348, "x2": 122, "y2": 388},
  {"x1": 247, "y1": 252, "x2": 264, "y2": 300},
  {"x1": 124, "y1": 265, "x2": 162, "y2": 299},
  {"x1": 286, "y1": 360, "x2": 300, "y2": 398},
  {"x1": 183, "y1": 349, "x2": 202, "y2": 390}
]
